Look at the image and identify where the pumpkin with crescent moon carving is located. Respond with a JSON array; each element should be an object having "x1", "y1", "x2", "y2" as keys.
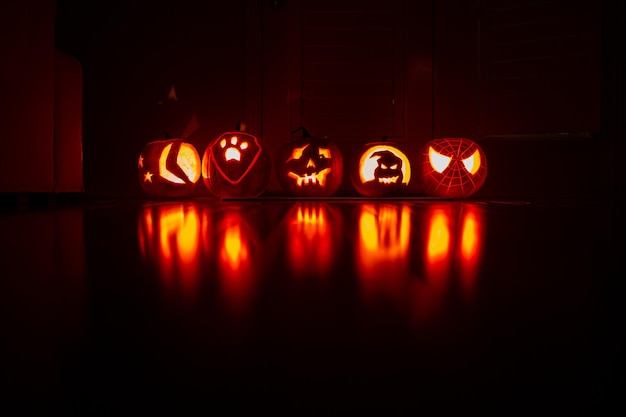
[{"x1": 138, "y1": 139, "x2": 201, "y2": 197}]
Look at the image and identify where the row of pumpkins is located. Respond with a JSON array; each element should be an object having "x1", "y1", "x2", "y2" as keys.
[{"x1": 139, "y1": 126, "x2": 488, "y2": 199}]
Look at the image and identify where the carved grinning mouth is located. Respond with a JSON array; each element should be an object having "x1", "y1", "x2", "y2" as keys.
[
  {"x1": 288, "y1": 168, "x2": 331, "y2": 187},
  {"x1": 378, "y1": 176, "x2": 399, "y2": 184}
]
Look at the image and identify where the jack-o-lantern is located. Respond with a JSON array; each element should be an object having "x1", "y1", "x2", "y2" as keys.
[
  {"x1": 350, "y1": 138, "x2": 412, "y2": 197},
  {"x1": 276, "y1": 126, "x2": 344, "y2": 197},
  {"x1": 202, "y1": 123, "x2": 271, "y2": 198},
  {"x1": 138, "y1": 138, "x2": 201, "y2": 197},
  {"x1": 418, "y1": 138, "x2": 488, "y2": 198}
]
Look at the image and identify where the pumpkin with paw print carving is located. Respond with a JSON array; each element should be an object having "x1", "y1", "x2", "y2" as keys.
[{"x1": 202, "y1": 124, "x2": 271, "y2": 198}]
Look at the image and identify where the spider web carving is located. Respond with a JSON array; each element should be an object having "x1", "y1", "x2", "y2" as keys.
[{"x1": 421, "y1": 139, "x2": 487, "y2": 198}]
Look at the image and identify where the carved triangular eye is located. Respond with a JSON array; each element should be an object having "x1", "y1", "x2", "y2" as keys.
[
  {"x1": 288, "y1": 145, "x2": 309, "y2": 161},
  {"x1": 462, "y1": 149, "x2": 481, "y2": 175},
  {"x1": 429, "y1": 147, "x2": 451, "y2": 173}
]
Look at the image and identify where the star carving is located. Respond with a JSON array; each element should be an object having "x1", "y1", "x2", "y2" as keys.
[{"x1": 144, "y1": 172, "x2": 153, "y2": 182}]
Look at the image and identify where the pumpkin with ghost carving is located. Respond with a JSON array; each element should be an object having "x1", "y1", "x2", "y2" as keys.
[
  {"x1": 138, "y1": 139, "x2": 201, "y2": 197},
  {"x1": 418, "y1": 138, "x2": 487, "y2": 198},
  {"x1": 350, "y1": 139, "x2": 411, "y2": 197},
  {"x1": 202, "y1": 128, "x2": 271, "y2": 198},
  {"x1": 275, "y1": 126, "x2": 344, "y2": 197}
]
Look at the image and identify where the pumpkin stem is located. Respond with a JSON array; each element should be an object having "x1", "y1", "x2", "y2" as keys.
[
  {"x1": 162, "y1": 131, "x2": 172, "y2": 139},
  {"x1": 382, "y1": 135, "x2": 388, "y2": 142},
  {"x1": 291, "y1": 126, "x2": 312, "y2": 138},
  {"x1": 235, "y1": 119, "x2": 242, "y2": 131}
]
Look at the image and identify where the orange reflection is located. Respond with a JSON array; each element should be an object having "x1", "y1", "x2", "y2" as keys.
[
  {"x1": 355, "y1": 204, "x2": 411, "y2": 302},
  {"x1": 137, "y1": 203, "x2": 203, "y2": 298},
  {"x1": 286, "y1": 202, "x2": 340, "y2": 278},
  {"x1": 414, "y1": 203, "x2": 485, "y2": 321},
  {"x1": 426, "y1": 208, "x2": 451, "y2": 279},
  {"x1": 457, "y1": 205, "x2": 484, "y2": 297},
  {"x1": 216, "y1": 210, "x2": 257, "y2": 315}
]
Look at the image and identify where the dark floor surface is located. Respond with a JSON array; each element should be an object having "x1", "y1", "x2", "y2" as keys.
[{"x1": 1, "y1": 196, "x2": 624, "y2": 415}]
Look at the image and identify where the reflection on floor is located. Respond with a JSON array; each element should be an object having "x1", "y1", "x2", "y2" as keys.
[{"x1": 0, "y1": 197, "x2": 623, "y2": 414}]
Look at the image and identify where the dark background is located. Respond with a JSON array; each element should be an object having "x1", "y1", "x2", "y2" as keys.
[{"x1": 2, "y1": 0, "x2": 624, "y2": 199}]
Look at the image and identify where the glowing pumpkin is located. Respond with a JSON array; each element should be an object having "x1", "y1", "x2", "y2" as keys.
[
  {"x1": 275, "y1": 126, "x2": 344, "y2": 197},
  {"x1": 350, "y1": 138, "x2": 411, "y2": 197},
  {"x1": 138, "y1": 139, "x2": 201, "y2": 197},
  {"x1": 202, "y1": 126, "x2": 271, "y2": 198},
  {"x1": 418, "y1": 138, "x2": 488, "y2": 198}
]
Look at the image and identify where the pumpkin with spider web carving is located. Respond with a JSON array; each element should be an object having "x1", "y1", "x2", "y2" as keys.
[{"x1": 418, "y1": 138, "x2": 488, "y2": 198}]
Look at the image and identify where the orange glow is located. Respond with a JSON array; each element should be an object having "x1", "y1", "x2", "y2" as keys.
[
  {"x1": 287, "y1": 168, "x2": 331, "y2": 187},
  {"x1": 413, "y1": 206, "x2": 453, "y2": 323},
  {"x1": 356, "y1": 204, "x2": 411, "y2": 302},
  {"x1": 359, "y1": 145, "x2": 411, "y2": 185},
  {"x1": 144, "y1": 172, "x2": 153, "y2": 182},
  {"x1": 462, "y1": 150, "x2": 481, "y2": 175},
  {"x1": 208, "y1": 131, "x2": 264, "y2": 186},
  {"x1": 461, "y1": 210, "x2": 479, "y2": 261},
  {"x1": 221, "y1": 224, "x2": 249, "y2": 271},
  {"x1": 217, "y1": 212, "x2": 256, "y2": 315},
  {"x1": 177, "y1": 143, "x2": 201, "y2": 183},
  {"x1": 429, "y1": 146, "x2": 452, "y2": 173},
  {"x1": 286, "y1": 203, "x2": 337, "y2": 278},
  {"x1": 318, "y1": 148, "x2": 331, "y2": 158},
  {"x1": 427, "y1": 209, "x2": 450, "y2": 263},
  {"x1": 458, "y1": 205, "x2": 485, "y2": 297},
  {"x1": 137, "y1": 203, "x2": 202, "y2": 297},
  {"x1": 158, "y1": 143, "x2": 201, "y2": 184},
  {"x1": 220, "y1": 136, "x2": 249, "y2": 162},
  {"x1": 288, "y1": 145, "x2": 307, "y2": 161}
]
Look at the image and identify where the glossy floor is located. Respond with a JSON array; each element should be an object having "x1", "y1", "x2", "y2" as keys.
[{"x1": 1, "y1": 197, "x2": 623, "y2": 415}]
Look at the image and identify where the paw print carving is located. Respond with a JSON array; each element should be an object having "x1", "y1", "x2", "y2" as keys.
[{"x1": 220, "y1": 136, "x2": 249, "y2": 162}]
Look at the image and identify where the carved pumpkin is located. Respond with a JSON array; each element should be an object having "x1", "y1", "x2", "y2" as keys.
[
  {"x1": 418, "y1": 138, "x2": 488, "y2": 198},
  {"x1": 138, "y1": 138, "x2": 201, "y2": 197},
  {"x1": 202, "y1": 124, "x2": 271, "y2": 198},
  {"x1": 350, "y1": 138, "x2": 412, "y2": 197},
  {"x1": 276, "y1": 126, "x2": 344, "y2": 197}
]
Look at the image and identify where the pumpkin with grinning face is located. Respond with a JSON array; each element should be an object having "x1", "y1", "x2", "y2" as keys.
[
  {"x1": 276, "y1": 127, "x2": 344, "y2": 197},
  {"x1": 418, "y1": 138, "x2": 488, "y2": 198}
]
